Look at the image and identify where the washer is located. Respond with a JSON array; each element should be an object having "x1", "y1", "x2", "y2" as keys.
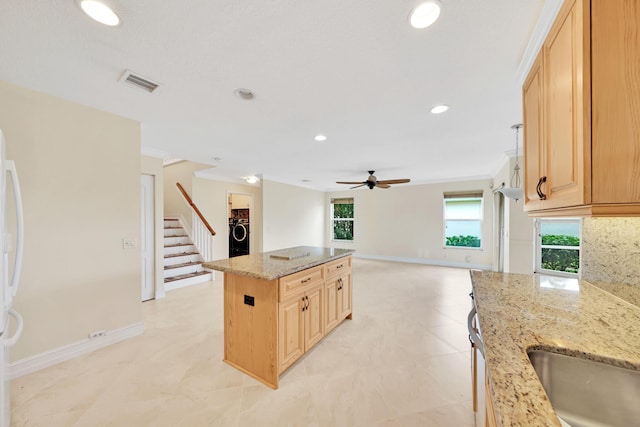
[{"x1": 229, "y1": 219, "x2": 250, "y2": 257}]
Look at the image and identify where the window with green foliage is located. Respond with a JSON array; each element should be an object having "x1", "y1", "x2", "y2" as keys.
[
  {"x1": 443, "y1": 192, "x2": 483, "y2": 248},
  {"x1": 331, "y1": 198, "x2": 354, "y2": 241},
  {"x1": 536, "y1": 219, "x2": 581, "y2": 276}
]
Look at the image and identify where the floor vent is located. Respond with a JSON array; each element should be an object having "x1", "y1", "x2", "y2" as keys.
[{"x1": 119, "y1": 70, "x2": 160, "y2": 93}]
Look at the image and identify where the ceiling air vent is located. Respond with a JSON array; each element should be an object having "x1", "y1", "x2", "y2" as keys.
[{"x1": 119, "y1": 70, "x2": 160, "y2": 93}]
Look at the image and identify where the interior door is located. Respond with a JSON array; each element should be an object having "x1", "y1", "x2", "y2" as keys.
[{"x1": 141, "y1": 174, "x2": 155, "y2": 301}]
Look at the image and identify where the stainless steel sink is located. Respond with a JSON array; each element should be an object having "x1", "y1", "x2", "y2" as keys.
[{"x1": 528, "y1": 350, "x2": 640, "y2": 427}]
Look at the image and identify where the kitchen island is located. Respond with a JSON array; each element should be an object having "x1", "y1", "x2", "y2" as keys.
[
  {"x1": 470, "y1": 270, "x2": 640, "y2": 426},
  {"x1": 203, "y1": 246, "x2": 354, "y2": 388}
]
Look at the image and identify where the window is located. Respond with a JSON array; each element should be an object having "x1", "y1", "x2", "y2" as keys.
[
  {"x1": 536, "y1": 218, "x2": 581, "y2": 276},
  {"x1": 331, "y1": 198, "x2": 354, "y2": 241},
  {"x1": 444, "y1": 192, "x2": 483, "y2": 248}
]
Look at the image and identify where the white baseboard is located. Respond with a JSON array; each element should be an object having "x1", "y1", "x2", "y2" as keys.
[
  {"x1": 9, "y1": 322, "x2": 144, "y2": 379},
  {"x1": 353, "y1": 253, "x2": 492, "y2": 270}
]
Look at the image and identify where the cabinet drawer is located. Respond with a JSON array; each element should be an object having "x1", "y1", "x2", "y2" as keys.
[
  {"x1": 279, "y1": 266, "x2": 324, "y2": 301},
  {"x1": 324, "y1": 256, "x2": 352, "y2": 278}
]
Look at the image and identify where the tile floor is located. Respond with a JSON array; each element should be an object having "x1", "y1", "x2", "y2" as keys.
[{"x1": 11, "y1": 259, "x2": 479, "y2": 426}]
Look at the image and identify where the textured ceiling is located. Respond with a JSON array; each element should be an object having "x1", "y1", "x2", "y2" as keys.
[{"x1": 0, "y1": 0, "x2": 549, "y2": 190}]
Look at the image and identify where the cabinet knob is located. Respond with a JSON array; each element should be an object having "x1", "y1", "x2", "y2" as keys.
[{"x1": 536, "y1": 176, "x2": 547, "y2": 200}]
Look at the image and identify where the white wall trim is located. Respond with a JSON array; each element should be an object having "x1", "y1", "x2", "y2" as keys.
[
  {"x1": 8, "y1": 322, "x2": 144, "y2": 379},
  {"x1": 515, "y1": 0, "x2": 564, "y2": 84},
  {"x1": 353, "y1": 253, "x2": 492, "y2": 270}
]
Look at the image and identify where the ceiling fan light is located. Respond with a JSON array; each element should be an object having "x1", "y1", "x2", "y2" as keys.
[
  {"x1": 410, "y1": 1, "x2": 442, "y2": 29},
  {"x1": 79, "y1": 0, "x2": 120, "y2": 26}
]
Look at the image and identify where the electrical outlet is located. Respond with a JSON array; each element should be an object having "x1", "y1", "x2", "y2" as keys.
[
  {"x1": 123, "y1": 238, "x2": 137, "y2": 249},
  {"x1": 88, "y1": 330, "x2": 107, "y2": 340}
]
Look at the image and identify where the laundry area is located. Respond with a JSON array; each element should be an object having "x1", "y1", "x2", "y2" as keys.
[{"x1": 228, "y1": 193, "x2": 251, "y2": 257}]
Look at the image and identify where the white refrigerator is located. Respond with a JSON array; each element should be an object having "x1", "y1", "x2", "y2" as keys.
[{"x1": 0, "y1": 129, "x2": 24, "y2": 427}]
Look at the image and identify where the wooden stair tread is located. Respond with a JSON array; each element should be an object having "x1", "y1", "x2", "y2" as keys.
[
  {"x1": 164, "y1": 271, "x2": 210, "y2": 283},
  {"x1": 165, "y1": 261, "x2": 202, "y2": 270},
  {"x1": 164, "y1": 243, "x2": 193, "y2": 248},
  {"x1": 164, "y1": 218, "x2": 179, "y2": 221},
  {"x1": 164, "y1": 226, "x2": 183, "y2": 230},
  {"x1": 164, "y1": 252, "x2": 199, "y2": 259},
  {"x1": 165, "y1": 234, "x2": 188, "y2": 238}
]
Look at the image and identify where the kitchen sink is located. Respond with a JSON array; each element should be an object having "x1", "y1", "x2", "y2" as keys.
[{"x1": 528, "y1": 350, "x2": 640, "y2": 427}]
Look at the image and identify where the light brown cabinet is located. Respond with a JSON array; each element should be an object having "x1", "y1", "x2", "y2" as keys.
[
  {"x1": 278, "y1": 282, "x2": 324, "y2": 373},
  {"x1": 523, "y1": 0, "x2": 640, "y2": 216},
  {"x1": 222, "y1": 254, "x2": 352, "y2": 389},
  {"x1": 323, "y1": 257, "x2": 353, "y2": 334}
]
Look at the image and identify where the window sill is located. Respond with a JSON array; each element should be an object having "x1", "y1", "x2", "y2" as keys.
[{"x1": 444, "y1": 246, "x2": 483, "y2": 251}]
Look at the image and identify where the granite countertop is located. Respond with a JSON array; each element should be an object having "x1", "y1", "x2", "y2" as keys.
[
  {"x1": 470, "y1": 270, "x2": 640, "y2": 427},
  {"x1": 203, "y1": 246, "x2": 355, "y2": 280}
]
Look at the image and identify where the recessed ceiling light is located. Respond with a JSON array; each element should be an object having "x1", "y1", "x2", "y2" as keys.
[
  {"x1": 301, "y1": 179, "x2": 312, "y2": 183},
  {"x1": 234, "y1": 88, "x2": 255, "y2": 100},
  {"x1": 314, "y1": 134, "x2": 327, "y2": 142},
  {"x1": 78, "y1": 0, "x2": 120, "y2": 26},
  {"x1": 245, "y1": 176, "x2": 259, "y2": 184},
  {"x1": 409, "y1": 1, "x2": 442, "y2": 29},
  {"x1": 430, "y1": 104, "x2": 449, "y2": 114}
]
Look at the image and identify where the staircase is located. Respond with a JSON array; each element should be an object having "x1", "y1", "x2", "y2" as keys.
[{"x1": 164, "y1": 218, "x2": 213, "y2": 291}]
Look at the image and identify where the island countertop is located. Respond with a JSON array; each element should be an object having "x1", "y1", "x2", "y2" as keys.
[
  {"x1": 470, "y1": 270, "x2": 640, "y2": 427},
  {"x1": 203, "y1": 246, "x2": 355, "y2": 280}
]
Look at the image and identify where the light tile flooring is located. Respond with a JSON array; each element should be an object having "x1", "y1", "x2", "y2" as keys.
[{"x1": 11, "y1": 259, "x2": 479, "y2": 426}]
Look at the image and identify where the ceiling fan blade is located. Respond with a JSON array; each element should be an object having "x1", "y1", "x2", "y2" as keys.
[
  {"x1": 377, "y1": 179, "x2": 411, "y2": 185},
  {"x1": 376, "y1": 184, "x2": 391, "y2": 189},
  {"x1": 337, "y1": 181, "x2": 365, "y2": 185},
  {"x1": 350, "y1": 184, "x2": 366, "y2": 189}
]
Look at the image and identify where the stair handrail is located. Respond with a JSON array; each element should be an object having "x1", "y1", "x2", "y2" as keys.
[{"x1": 176, "y1": 183, "x2": 216, "y2": 236}]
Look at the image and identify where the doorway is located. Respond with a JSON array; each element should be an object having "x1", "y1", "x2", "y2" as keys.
[
  {"x1": 228, "y1": 193, "x2": 252, "y2": 257},
  {"x1": 141, "y1": 174, "x2": 155, "y2": 301}
]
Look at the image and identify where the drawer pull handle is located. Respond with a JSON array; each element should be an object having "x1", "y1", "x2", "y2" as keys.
[
  {"x1": 338, "y1": 278, "x2": 343, "y2": 290},
  {"x1": 536, "y1": 176, "x2": 547, "y2": 200},
  {"x1": 301, "y1": 278, "x2": 311, "y2": 284},
  {"x1": 336, "y1": 265, "x2": 343, "y2": 269}
]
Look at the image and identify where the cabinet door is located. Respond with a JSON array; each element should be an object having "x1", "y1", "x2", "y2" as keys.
[
  {"x1": 304, "y1": 284, "x2": 324, "y2": 350},
  {"x1": 542, "y1": 0, "x2": 590, "y2": 209},
  {"x1": 337, "y1": 273, "x2": 352, "y2": 320},
  {"x1": 523, "y1": 52, "x2": 545, "y2": 211},
  {"x1": 591, "y1": 0, "x2": 640, "y2": 204},
  {"x1": 278, "y1": 296, "x2": 304, "y2": 373},
  {"x1": 325, "y1": 278, "x2": 339, "y2": 334}
]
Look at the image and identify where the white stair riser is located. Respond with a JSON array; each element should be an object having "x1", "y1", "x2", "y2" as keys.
[
  {"x1": 164, "y1": 254, "x2": 202, "y2": 266},
  {"x1": 164, "y1": 220, "x2": 181, "y2": 228},
  {"x1": 164, "y1": 245, "x2": 196, "y2": 256},
  {"x1": 165, "y1": 272, "x2": 213, "y2": 291},
  {"x1": 164, "y1": 264, "x2": 203, "y2": 278}
]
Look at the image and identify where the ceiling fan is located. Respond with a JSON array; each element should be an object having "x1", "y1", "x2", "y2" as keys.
[{"x1": 336, "y1": 171, "x2": 411, "y2": 190}]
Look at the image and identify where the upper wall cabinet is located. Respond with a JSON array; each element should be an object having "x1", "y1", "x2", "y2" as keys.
[{"x1": 523, "y1": 0, "x2": 640, "y2": 216}]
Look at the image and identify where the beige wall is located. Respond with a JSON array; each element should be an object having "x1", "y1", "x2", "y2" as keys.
[
  {"x1": 141, "y1": 156, "x2": 165, "y2": 298},
  {"x1": 163, "y1": 161, "x2": 211, "y2": 233},
  {"x1": 326, "y1": 179, "x2": 494, "y2": 269},
  {"x1": 262, "y1": 180, "x2": 325, "y2": 252},
  {"x1": 0, "y1": 80, "x2": 142, "y2": 361},
  {"x1": 192, "y1": 176, "x2": 262, "y2": 279}
]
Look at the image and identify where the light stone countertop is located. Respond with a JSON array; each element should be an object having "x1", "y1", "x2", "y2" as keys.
[
  {"x1": 203, "y1": 246, "x2": 355, "y2": 280},
  {"x1": 470, "y1": 270, "x2": 640, "y2": 427}
]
